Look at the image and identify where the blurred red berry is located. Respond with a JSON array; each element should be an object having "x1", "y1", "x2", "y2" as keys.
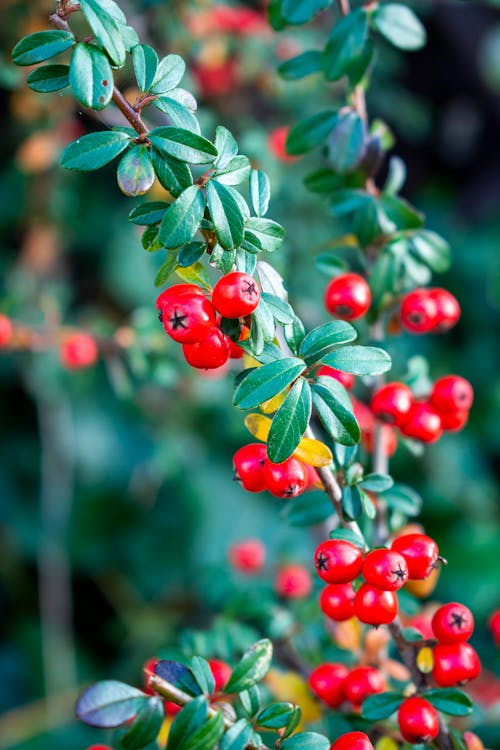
[
  {"x1": 324, "y1": 273, "x2": 371, "y2": 321},
  {"x1": 60, "y1": 332, "x2": 98, "y2": 370},
  {"x1": 208, "y1": 658, "x2": 232, "y2": 691},
  {"x1": 268, "y1": 126, "x2": 299, "y2": 163},
  {"x1": 353, "y1": 583, "x2": 398, "y2": 625},
  {"x1": 275, "y1": 563, "x2": 312, "y2": 599},
  {"x1": 398, "y1": 696, "x2": 439, "y2": 744},
  {"x1": 361, "y1": 424, "x2": 398, "y2": 457},
  {"x1": 233, "y1": 443, "x2": 267, "y2": 493},
  {"x1": 430, "y1": 288, "x2": 461, "y2": 331},
  {"x1": 308, "y1": 663, "x2": 349, "y2": 708},
  {"x1": 399, "y1": 402, "x2": 442, "y2": 443},
  {"x1": 330, "y1": 732, "x2": 373, "y2": 750},
  {"x1": 370, "y1": 382, "x2": 414, "y2": 427},
  {"x1": 343, "y1": 666, "x2": 385, "y2": 706},
  {"x1": 432, "y1": 642, "x2": 481, "y2": 686},
  {"x1": 400, "y1": 289, "x2": 439, "y2": 333},
  {"x1": 314, "y1": 539, "x2": 364, "y2": 584},
  {"x1": 431, "y1": 602, "x2": 474, "y2": 643},
  {"x1": 430, "y1": 375, "x2": 474, "y2": 413},
  {"x1": 488, "y1": 609, "x2": 500, "y2": 648},
  {"x1": 228, "y1": 538, "x2": 265, "y2": 573},
  {"x1": 317, "y1": 366, "x2": 355, "y2": 390},
  {"x1": 320, "y1": 583, "x2": 356, "y2": 621},
  {"x1": 0, "y1": 314, "x2": 13, "y2": 347},
  {"x1": 193, "y1": 57, "x2": 241, "y2": 98}
]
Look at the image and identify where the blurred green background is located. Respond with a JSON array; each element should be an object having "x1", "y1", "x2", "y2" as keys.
[{"x1": 0, "y1": 0, "x2": 499, "y2": 748}]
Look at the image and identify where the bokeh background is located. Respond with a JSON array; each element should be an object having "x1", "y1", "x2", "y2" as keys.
[{"x1": 0, "y1": 0, "x2": 499, "y2": 748}]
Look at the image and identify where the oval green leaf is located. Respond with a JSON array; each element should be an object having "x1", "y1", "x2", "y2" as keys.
[
  {"x1": 361, "y1": 691, "x2": 405, "y2": 721},
  {"x1": 158, "y1": 185, "x2": 206, "y2": 249},
  {"x1": 12, "y1": 30, "x2": 74, "y2": 66},
  {"x1": 267, "y1": 378, "x2": 312, "y2": 463},
  {"x1": 207, "y1": 180, "x2": 245, "y2": 250},
  {"x1": 149, "y1": 127, "x2": 217, "y2": 165},
  {"x1": 322, "y1": 345, "x2": 391, "y2": 376},
  {"x1": 311, "y1": 377, "x2": 360, "y2": 445},
  {"x1": 61, "y1": 131, "x2": 131, "y2": 171},
  {"x1": 26, "y1": 64, "x2": 70, "y2": 93},
  {"x1": 224, "y1": 639, "x2": 273, "y2": 693},
  {"x1": 117, "y1": 145, "x2": 155, "y2": 196},
  {"x1": 425, "y1": 689, "x2": 473, "y2": 717},
  {"x1": 75, "y1": 680, "x2": 146, "y2": 728},
  {"x1": 80, "y1": 0, "x2": 126, "y2": 66},
  {"x1": 70, "y1": 43, "x2": 114, "y2": 110},
  {"x1": 233, "y1": 358, "x2": 306, "y2": 410},
  {"x1": 372, "y1": 3, "x2": 426, "y2": 51}
]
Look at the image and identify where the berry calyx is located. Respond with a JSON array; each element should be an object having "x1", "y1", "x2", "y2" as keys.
[
  {"x1": 233, "y1": 443, "x2": 267, "y2": 492},
  {"x1": 317, "y1": 366, "x2": 355, "y2": 390},
  {"x1": 314, "y1": 539, "x2": 364, "y2": 584},
  {"x1": 362, "y1": 548, "x2": 409, "y2": 591},
  {"x1": 182, "y1": 327, "x2": 231, "y2": 369},
  {"x1": 324, "y1": 273, "x2": 371, "y2": 321},
  {"x1": 228, "y1": 538, "x2": 266, "y2": 573},
  {"x1": 330, "y1": 732, "x2": 374, "y2": 750},
  {"x1": 212, "y1": 272, "x2": 261, "y2": 318},
  {"x1": 263, "y1": 456, "x2": 308, "y2": 498},
  {"x1": 353, "y1": 583, "x2": 398, "y2": 625},
  {"x1": 60, "y1": 332, "x2": 99, "y2": 370},
  {"x1": 207, "y1": 658, "x2": 232, "y2": 691},
  {"x1": 275, "y1": 563, "x2": 312, "y2": 599},
  {"x1": 391, "y1": 533, "x2": 439, "y2": 580},
  {"x1": 399, "y1": 402, "x2": 442, "y2": 443},
  {"x1": 397, "y1": 696, "x2": 439, "y2": 744},
  {"x1": 432, "y1": 642, "x2": 481, "y2": 686},
  {"x1": 0, "y1": 314, "x2": 13, "y2": 347},
  {"x1": 308, "y1": 663, "x2": 349, "y2": 708},
  {"x1": 343, "y1": 666, "x2": 385, "y2": 706},
  {"x1": 431, "y1": 602, "x2": 474, "y2": 643},
  {"x1": 370, "y1": 382, "x2": 414, "y2": 427},
  {"x1": 319, "y1": 583, "x2": 356, "y2": 621},
  {"x1": 161, "y1": 293, "x2": 216, "y2": 344},
  {"x1": 429, "y1": 375, "x2": 474, "y2": 413},
  {"x1": 400, "y1": 289, "x2": 438, "y2": 333},
  {"x1": 430, "y1": 288, "x2": 461, "y2": 332}
]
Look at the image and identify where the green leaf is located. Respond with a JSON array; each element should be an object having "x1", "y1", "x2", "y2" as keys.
[
  {"x1": 168, "y1": 697, "x2": 208, "y2": 750},
  {"x1": 281, "y1": 732, "x2": 330, "y2": 750},
  {"x1": 117, "y1": 145, "x2": 155, "y2": 196},
  {"x1": 149, "y1": 127, "x2": 217, "y2": 165},
  {"x1": 311, "y1": 377, "x2": 360, "y2": 445},
  {"x1": 384, "y1": 155, "x2": 406, "y2": 195},
  {"x1": 330, "y1": 189, "x2": 371, "y2": 216},
  {"x1": 327, "y1": 111, "x2": 366, "y2": 174},
  {"x1": 252, "y1": 298, "x2": 276, "y2": 342},
  {"x1": 154, "y1": 253, "x2": 178, "y2": 286},
  {"x1": 409, "y1": 230, "x2": 451, "y2": 273},
  {"x1": 69, "y1": 43, "x2": 113, "y2": 110},
  {"x1": 224, "y1": 639, "x2": 273, "y2": 693},
  {"x1": 323, "y1": 9, "x2": 368, "y2": 81},
  {"x1": 381, "y1": 483, "x2": 422, "y2": 516},
  {"x1": 380, "y1": 195, "x2": 424, "y2": 230},
  {"x1": 219, "y1": 719, "x2": 254, "y2": 750},
  {"x1": 190, "y1": 656, "x2": 216, "y2": 695},
  {"x1": 322, "y1": 345, "x2": 391, "y2": 376},
  {"x1": 425, "y1": 689, "x2": 473, "y2": 717},
  {"x1": 154, "y1": 96, "x2": 200, "y2": 134},
  {"x1": 300, "y1": 321, "x2": 357, "y2": 364},
  {"x1": 141, "y1": 225, "x2": 162, "y2": 252},
  {"x1": 268, "y1": 0, "x2": 287, "y2": 30},
  {"x1": 151, "y1": 148, "x2": 193, "y2": 197},
  {"x1": 150, "y1": 54, "x2": 185, "y2": 94},
  {"x1": 132, "y1": 44, "x2": 158, "y2": 92},
  {"x1": 210, "y1": 245, "x2": 236, "y2": 274},
  {"x1": 26, "y1": 64, "x2": 69, "y2": 92},
  {"x1": 260, "y1": 293, "x2": 294, "y2": 324},
  {"x1": 158, "y1": 186, "x2": 206, "y2": 249},
  {"x1": 286, "y1": 111, "x2": 338, "y2": 155},
  {"x1": 80, "y1": 0, "x2": 126, "y2": 66},
  {"x1": 267, "y1": 378, "x2": 312, "y2": 463},
  {"x1": 175, "y1": 261, "x2": 211, "y2": 291},
  {"x1": 304, "y1": 169, "x2": 344, "y2": 194},
  {"x1": 329, "y1": 527, "x2": 366, "y2": 548},
  {"x1": 369, "y1": 248, "x2": 399, "y2": 309},
  {"x1": 76, "y1": 680, "x2": 146, "y2": 728},
  {"x1": 250, "y1": 170, "x2": 271, "y2": 218},
  {"x1": 12, "y1": 30, "x2": 74, "y2": 66},
  {"x1": 361, "y1": 692, "x2": 405, "y2": 721},
  {"x1": 314, "y1": 254, "x2": 349, "y2": 277},
  {"x1": 283, "y1": 490, "x2": 333, "y2": 527},
  {"x1": 281, "y1": 0, "x2": 332, "y2": 25},
  {"x1": 342, "y1": 484, "x2": 363, "y2": 520},
  {"x1": 244, "y1": 218, "x2": 285, "y2": 253},
  {"x1": 207, "y1": 180, "x2": 244, "y2": 250},
  {"x1": 372, "y1": 4, "x2": 426, "y2": 51},
  {"x1": 282, "y1": 707, "x2": 303, "y2": 739},
  {"x1": 214, "y1": 126, "x2": 239, "y2": 170},
  {"x1": 120, "y1": 697, "x2": 164, "y2": 750},
  {"x1": 284, "y1": 316, "x2": 306, "y2": 355},
  {"x1": 129, "y1": 201, "x2": 169, "y2": 226},
  {"x1": 233, "y1": 358, "x2": 306, "y2": 410},
  {"x1": 360, "y1": 488, "x2": 376, "y2": 519},
  {"x1": 178, "y1": 242, "x2": 206, "y2": 267},
  {"x1": 238, "y1": 685, "x2": 262, "y2": 717},
  {"x1": 359, "y1": 473, "x2": 394, "y2": 492},
  {"x1": 449, "y1": 727, "x2": 469, "y2": 750},
  {"x1": 215, "y1": 155, "x2": 252, "y2": 186},
  {"x1": 278, "y1": 50, "x2": 323, "y2": 80},
  {"x1": 256, "y1": 703, "x2": 296, "y2": 729},
  {"x1": 61, "y1": 131, "x2": 130, "y2": 171}
]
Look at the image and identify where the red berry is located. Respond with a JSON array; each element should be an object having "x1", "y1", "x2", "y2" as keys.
[
  {"x1": 320, "y1": 583, "x2": 355, "y2": 621},
  {"x1": 343, "y1": 666, "x2": 385, "y2": 706},
  {"x1": 212, "y1": 272, "x2": 261, "y2": 318},
  {"x1": 192, "y1": 57, "x2": 241, "y2": 98},
  {"x1": 0, "y1": 314, "x2": 13, "y2": 347},
  {"x1": 429, "y1": 375, "x2": 474, "y2": 413},
  {"x1": 362, "y1": 548, "x2": 409, "y2": 591},
  {"x1": 233, "y1": 443, "x2": 267, "y2": 492},
  {"x1": 488, "y1": 609, "x2": 500, "y2": 648},
  {"x1": 268, "y1": 126, "x2": 299, "y2": 163},
  {"x1": 431, "y1": 602, "x2": 474, "y2": 643},
  {"x1": 207, "y1": 658, "x2": 232, "y2": 691},
  {"x1": 164, "y1": 701, "x2": 182, "y2": 715},
  {"x1": 400, "y1": 289, "x2": 439, "y2": 333},
  {"x1": 161, "y1": 293, "x2": 216, "y2": 344},
  {"x1": 275, "y1": 563, "x2": 312, "y2": 599},
  {"x1": 86, "y1": 746, "x2": 115, "y2": 750},
  {"x1": 317, "y1": 366, "x2": 355, "y2": 390},
  {"x1": 439, "y1": 409, "x2": 469, "y2": 432},
  {"x1": 391, "y1": 533, "x2": 439, "y2": 580},
  {"x1": 308, "y1": 663, "x2": 349, "y2": 708},
  {"x1": 143, "y1": 657, "x2": 158, "y2": 693},
  {"x1": 432, "y1": 642, "x2": 481, "y2": 686},
  {"x1": 228, "y1": 325, "x2": 250, "y2": 359},
  {"x1": 305, "y1": 463, "x2": 321, "y2": 490},
  {"x1": 263, "y1": 457, "x2": 308, "y2": 498},
  {"x1": 430, "y1": 288, "x2": 461, "y2": 332},
  {"x1": 182, "y1": 327, "x2": 230, "y2": 369},
  {"x1": 353, "y1": 583, "x2": 398, "y2": 625},
  {"x1": 330, "y1": 732, "x2": 374, "y2": 750},
  {"x1": 228, "y1": 538, "x2": 266, "y2": 573},
  {"x1": 314, "y1": 539, "x2": 364, "y2": 584},
  {"x1": 370, "y1": 382, "x2": 414, "y2": 427},
  {"x1": 399, "y1": 402, "x2": 442, "y2": 443},
  {"x1": 156, "y1": 284, "x2": 205, "y2": 309},
  {"x1": 361, "y1": 424, "x2": 398, "y2": 457},
  {"x1": 324, "y1": 273, "x2": 371, "y2": 321},
  {"x1": 60, "y1": 332, "x2": 98, "y2": 370},
  {"x1": 398, "y1": 696, "x2": 439, "y2": 744}
]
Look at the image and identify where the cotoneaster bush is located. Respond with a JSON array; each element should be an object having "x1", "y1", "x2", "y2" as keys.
[{"x1": 4, "y1": 1, "x2": 499, "y2": 750}]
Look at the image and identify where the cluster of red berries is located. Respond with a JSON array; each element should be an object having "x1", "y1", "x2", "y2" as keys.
[
  {"x1": 400, "y1": 287, "x2": 460, "y2": 334},
  {"x1": 233, "y1": 442, "x2": 319, "y2": 498},
  {"x1": 315, "y1": 534, "x2": 440, "y2": 626},
  {"x1": 370, "y1": 375, "x2": 473, "y2": 443},
  {"x1": 156, "y1": 274, "x2": 260, "y2": 370},
  {"x1": 431, "y1": 602, "x2": 481, "y2": 686},
  {"x1": 309, "y1": 662, "x2": 385, "y2": 709}
]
